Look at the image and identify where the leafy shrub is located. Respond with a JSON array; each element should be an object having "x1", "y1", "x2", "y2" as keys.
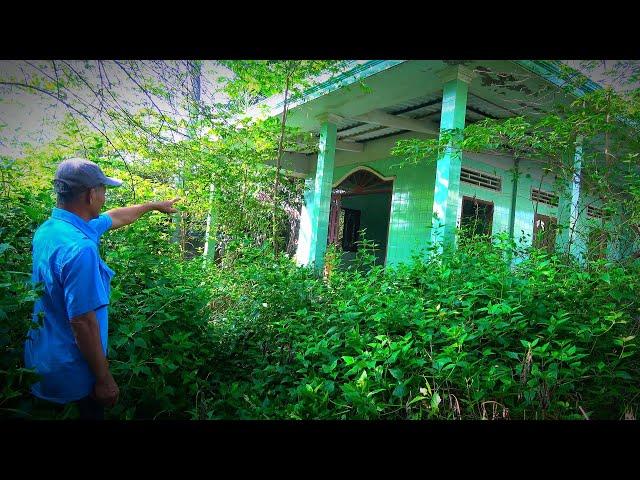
[
  {"x1": 2, "y1": 180, "x2": 639, "y2": 420},
  {"x1": 196, "y1": 238, "x2": 640, "y2": 420}
]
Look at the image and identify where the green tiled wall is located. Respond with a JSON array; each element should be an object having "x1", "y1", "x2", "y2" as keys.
[
  {"x1": 334, "y1": 159, "x2": 436, "y2": 266},
  {"x1": 297, "y1": 117, "x2": 626, "y2": 269},
  {"x1": 457, "y1": 156, "x2": 516, "y2": 238},
  {"x1": 513, "y1": 164, "x2": 562, "y2": 248}
]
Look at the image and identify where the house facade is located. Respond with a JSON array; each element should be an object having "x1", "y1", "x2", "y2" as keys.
[{"x1": 248, "y1": 60, "x2": 620, "y2": 269}]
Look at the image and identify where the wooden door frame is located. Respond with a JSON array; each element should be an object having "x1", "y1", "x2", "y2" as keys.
[{"x1": 461, "y1": 195, "x2": 495, "y2": 236}]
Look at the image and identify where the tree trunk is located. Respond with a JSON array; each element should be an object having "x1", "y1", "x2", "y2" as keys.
[{"x1": 272, "y1": 64, "x2": 294, "y2": 257}]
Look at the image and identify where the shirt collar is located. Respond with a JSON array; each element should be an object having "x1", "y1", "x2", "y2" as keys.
[{"x1": 51, "y1": 207, "x2": 100, "y2": 243}]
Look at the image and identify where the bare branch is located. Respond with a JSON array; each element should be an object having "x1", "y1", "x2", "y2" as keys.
[{"x1": 0, "y1": 80, "x2": 137, "y2": 200}]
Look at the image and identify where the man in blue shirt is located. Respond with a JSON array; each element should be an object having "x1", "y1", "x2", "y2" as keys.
[{"x1": 24, "y1": 158, "x2": 179, "y2": 419}]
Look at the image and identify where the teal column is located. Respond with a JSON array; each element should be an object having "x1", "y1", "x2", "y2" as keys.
[
  {"x1": 508, "y1": 158, "x2": 520, "y2": 240},
  {"x1": 556, "y1": 139, "x2": 583, "y2": 259},
  {"x1": 295, "y1": 120, "x2": 337, "y2": 270},
  {"x1": 510, "y1": 159, "x2": 538, "y2": 258},
  {"x1": 203, "y1": 182, "x2": 216, "y2": 259},
  {"x1": 295, "y1": 173, "x2": 316, "y2": 265},
  {"x1": 430, "y1": 68, "x2": 471, "y2": 251}
]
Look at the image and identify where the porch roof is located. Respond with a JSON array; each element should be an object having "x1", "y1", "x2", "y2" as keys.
[{"x1": 247, "y1": 60, "x2": 605, "y2": 150}]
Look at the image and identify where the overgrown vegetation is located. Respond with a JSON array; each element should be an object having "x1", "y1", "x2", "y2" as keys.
[
  {"x1": 1, "y1": 60, "x2": 639, "y2": 419},
  {"x1": 3, "y1": 182, "x2": 638, "y2": 419}
]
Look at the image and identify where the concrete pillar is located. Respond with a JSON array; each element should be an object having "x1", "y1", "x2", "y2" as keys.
[
  {"x1": 203, "y1": 182, "x2": 217, "y2": 259},
  {"x1": 556, "y1": 138, "x2": 583, "y2": 259},
  {"x1": 430, "y1": 66, "x2": 473, "y2": 251},
  {"x1": 508, "y1": 158, "x2": 520, "y2": 241},
  {"x1": 295, "y1": 118, "x2": 337, "y2": 270}
]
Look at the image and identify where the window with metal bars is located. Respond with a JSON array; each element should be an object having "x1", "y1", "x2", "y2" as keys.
[
  {"x1": 531, "y1": 188, "x2": 559, "y2": 207},
  {"x1": 587, "y1": 228, "x2": 608, "y2": 260},
  {"x1": 587, "y1": 205, "x2": 608, "y2": 220},
  {"x1": 460, "y1": 167, "x2": 502, "y2": 192}
]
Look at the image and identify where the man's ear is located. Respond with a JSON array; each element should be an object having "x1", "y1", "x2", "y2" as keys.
[{"x1": 88, "y1": 187, "x2": 97, "y2": 205}]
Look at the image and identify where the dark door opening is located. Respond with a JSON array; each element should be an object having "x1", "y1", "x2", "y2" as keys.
[
  {"x1": 327, "y1": 169, "x2": 393, "y2": 266},
  {"x1": 533, "y1": 213, "x2": 558, "y2": 253},
  {"x1": 460, "y1": 196, "x2": 494, "y2": 239},
  {"x1": 339, "y1": 208, "x2": 361, "y2": 252}
]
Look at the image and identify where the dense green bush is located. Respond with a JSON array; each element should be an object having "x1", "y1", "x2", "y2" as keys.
[
  {"x1": 0, "y1": 184, "x2": 80, "y2": 418},
  {"x1": 2, "y1": 60, "x2": 638, "y2": 421},
  {"x1": 1, "y1": 181, "x2": 639, "y2": 420},
  {"x1": 195, "y1": 238, "x2": 640, "y2": 420}
]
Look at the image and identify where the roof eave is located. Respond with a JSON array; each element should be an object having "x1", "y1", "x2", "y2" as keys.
[
  {"x1": 242, "y1": 60, "x2": 407, "y2": 123},
  {"x1": 514, "y1": 60, "x2": 604, "y2": 97}
]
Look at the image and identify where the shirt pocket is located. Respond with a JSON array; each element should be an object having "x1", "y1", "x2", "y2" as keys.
[{"x1": 98, "y1": 259, "x2": 115, "y2": 296}]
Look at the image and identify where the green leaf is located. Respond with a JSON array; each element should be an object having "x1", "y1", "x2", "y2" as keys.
[
  {"x1": 392, "y1": 384, "x2": 405, "y2": 398},
  {"x1": 615, "y1": 371, "x2": 633, "y2": 380},
  {"x1": 433, "y1": 356, "x2": 452, "y2": 370},
  {"x1": 430, "y1": 392, "x2": 441, "y2": 410},
  {"x1": 408, "y1": 395, "x2": 426, "y2": 406},
  {"x1": 322, "y1": 359, "x2": 338, "y2": 373},
  {"x1": 356, "y1": 370, "x2": 368, "y2": 389},
  {"x1": 387, "y1": 350, "x2": 400, "y2": 364},
  {"x1": 342, "y1": 356, "x2": 355, "y2": 365}
]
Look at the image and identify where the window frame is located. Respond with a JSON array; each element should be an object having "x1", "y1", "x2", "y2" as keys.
[{"x1": 460, "y1": 196, "x2": 495, "y2": 238}]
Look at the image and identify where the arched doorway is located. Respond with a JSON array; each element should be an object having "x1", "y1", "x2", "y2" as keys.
[{"x1": 327, "y1": 168, "x2": 394, "y2": 266}]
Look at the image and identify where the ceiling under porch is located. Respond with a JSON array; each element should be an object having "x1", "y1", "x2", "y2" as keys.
[{"x1": 284, "y1": 60, "x2": 577, "y2": 156}]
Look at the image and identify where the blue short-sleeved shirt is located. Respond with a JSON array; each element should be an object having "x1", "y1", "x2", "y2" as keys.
[{"x1": 24, "y1": 208, "x2": 115, "y2": 404}]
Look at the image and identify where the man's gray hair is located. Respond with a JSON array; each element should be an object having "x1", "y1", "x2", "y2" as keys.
[
  {"x1": 53, "y1": 157, "x2": 122, "y2": 204},
  {"x1": 54, "y1": 179, "x2": 88, "y2": 204}
]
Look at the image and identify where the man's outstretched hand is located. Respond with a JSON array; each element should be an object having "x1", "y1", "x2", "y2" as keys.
[
  {"x1": 107, "y1": 198, "x2": 182, "y2": 230},
  {"x1": 154, "y1": 198, "x2": 181, "y2": 214}
]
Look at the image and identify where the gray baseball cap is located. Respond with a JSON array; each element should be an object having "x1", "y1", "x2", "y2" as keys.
[{"x1": 53, "y1": 158, "x2": 123, "y2": 193}]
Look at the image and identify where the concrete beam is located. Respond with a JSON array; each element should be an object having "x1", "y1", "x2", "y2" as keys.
[
  {"x1": 352, "y1": 109, "x2": 439, "y2": 135},
  {"x1": 292, "y1": 139, "x2": 363, "y2": 154},
  {"x1": 336, "y1": 140, "x2": 363, "y2": 152},
  {"x1": 437, "y1": 65, "x2": 476, "y2": 85},
  {"x1": 265, "y1": 151, "x2": 314, "y2": 176}
]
